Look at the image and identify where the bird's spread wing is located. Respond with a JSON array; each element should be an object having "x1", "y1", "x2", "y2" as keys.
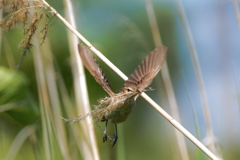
[
  {"x1": 78, "y1": 44, "x2": 115, "y2": 96},
  {"x1": 121, "y1": 46, "x2": 167, "y2": 92}
]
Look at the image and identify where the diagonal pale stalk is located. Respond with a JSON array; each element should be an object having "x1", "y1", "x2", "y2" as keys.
[
  {"x1": 0, "y1": 100, "x2": 30, "y2": 112},
  {"x1": 5, "y1": 125, "x2": 36, "y2": 160},
  {"x1": 42, "y1": 38, "x2": 71, "y2": 159},
  {"x1": 40, "y1": 0, "x2": 219, "y2": 159},
  {"x1": 182, "y1": 75, "x2": 204, "y2": 159},
  {"x1": 32, "y1": 33, "x2": 53, "y2": 160},
  {"x1": 233, "y1": 63, "x2": 240, "y2": 110},
  {"x1": 31, "y1": 15, "x2": 69, "y2": 159},
  {"x1": 27, "y1": 3, "x2": 54, "y2": 159},
  {"x1": 63, "y1": 0, "x2": 99, "y2": 159},
  {"x1": 144, "y1": 1, "x2": 190, "y2": 160},
  {"x1": 3, "y1": 38, "x2": 16, "y2": 68},
  {"x1": 57, "y1": 64, "x2": 94, "y2": 159},
  {"x1": 175, "y1": 0, "x2": 222, "y2": 158},
  {"x1": 0, "y1": 6, "x2": 2, "y2": 61},
  {"x1": 233, "y1": 0, "x2": 240, "y2": 27}
]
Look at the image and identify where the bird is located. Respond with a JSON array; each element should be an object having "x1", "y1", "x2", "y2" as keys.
[{"x1": 63, "y1": 44, "x2": 167, "y2": 147}]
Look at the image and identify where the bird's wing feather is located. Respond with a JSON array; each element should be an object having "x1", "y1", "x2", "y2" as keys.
[
  {"x1": 121, "y1": 46, "x2": 167, "y2": 92},
  {"x1": 78, "y1": 44, "x2": 115, "y2": 96}
]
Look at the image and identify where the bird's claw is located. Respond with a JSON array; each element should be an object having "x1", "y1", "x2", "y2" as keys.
[
  {"x1": 111, "y1": 134, "x2": 118, "y2": 148},
  {"x1": 103, "y1": 134, "x2": 107, "y2": 143}
]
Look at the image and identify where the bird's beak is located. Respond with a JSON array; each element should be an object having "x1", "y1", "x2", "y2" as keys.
[{"x1": 136, "y1": 89, "x2": 141, "y2": 94}]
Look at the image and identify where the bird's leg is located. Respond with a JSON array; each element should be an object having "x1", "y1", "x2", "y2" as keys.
[
  {"x1": 103, "y1": 120, "x2": 108, "y2": 142},
  {"x1": 111, "y1": 124, "x2": 118, "y2": 148}
]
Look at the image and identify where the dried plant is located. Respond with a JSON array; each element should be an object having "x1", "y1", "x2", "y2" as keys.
[{"x1": 0, "y1": 0, "x2": 53, "y2": 68}]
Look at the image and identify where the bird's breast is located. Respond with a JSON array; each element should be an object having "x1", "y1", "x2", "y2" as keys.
[{"x1": 105, "y1": 97, "x2": 136, "y2": 124}]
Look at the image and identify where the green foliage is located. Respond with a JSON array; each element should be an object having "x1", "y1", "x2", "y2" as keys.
[{"x1": 0, "y1": 67, "x2": 39, "y2": 125}]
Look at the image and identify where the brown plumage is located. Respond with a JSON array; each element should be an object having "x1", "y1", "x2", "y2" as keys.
[
  {"x1": 121, "y1": 46, "x2": 167, "y2": 93},
  {"x1": 65, "y1": 44, "x2": 167, "y2": 147},
  {"x1": 78, "y1": 44, "x2": 115, "y2": 96}
]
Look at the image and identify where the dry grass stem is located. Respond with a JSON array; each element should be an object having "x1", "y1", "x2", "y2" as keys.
[
  {"x1": 144, "y1": 0, "x2": 189, "y2": 159},
  {"x1": 32, "y1": 34, "x2": 51, "y2": 159},
  {"x1": 175, "y1": 0, "x2": 222, "y2": 159},
  {"x1": 0, "y1": 5, "x2": 3, "y2": 61},
  {"x1": 0, "y1": 0, "x2": 52, "y2": 68},
  {"x1": 63, "y1": 0, "x2": 99, "y2": 159},
  {"x1": 57, "y1": 67, "x2": 96, "y2": 159},
  {"x1": 43, "y1": 39, "x2": 71, "y2": 160},
  {"x1": 233, "y1": 0, "x2": 240, "y2": 27},
  {"x1": 5, "y1": 125, "x2": 36, "y2": 160}
]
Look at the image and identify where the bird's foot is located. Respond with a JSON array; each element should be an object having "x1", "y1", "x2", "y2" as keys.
[
  {"x1": 103, "y1": 134, "x2": 107, "y2": 143},
  {"x1": 111, "y1": 134, "x2": 118, "y2": 148}
]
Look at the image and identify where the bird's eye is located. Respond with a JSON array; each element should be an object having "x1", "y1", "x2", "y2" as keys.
[{"x1": 127, "y1": 88, "x2": 131, "y2": 92}]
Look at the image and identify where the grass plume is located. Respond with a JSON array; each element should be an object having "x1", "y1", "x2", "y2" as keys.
[{"x1": 0, "y1": 0, "x2": 53, "y2": 68}]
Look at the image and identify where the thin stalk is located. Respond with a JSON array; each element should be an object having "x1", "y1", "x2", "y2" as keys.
[
  {"x1": 233, "y1": 63, "x2": 240, "y2": 112},
  {"x1": 29, "y1": 4, "x2": 52, "y2": 159},
  {"x1": 174, "y1": 0, "x2": 221, "y2": 158},
  {"x1": 5, "y1": 125, "x2": 36, "y2": 160},
  {"x1": 182, "y1": 74, "x2": 204, "y2": 160},
  {"x1": 32, "y1": 33, "x2": 52, "y2": 160},
  {"x1": 57, "y1": 64, "x2": 93, "y2": 159},
  {"x1": 3, "y1": 37, "x2": 16, "y2": 68},
  {"x1": 144, "y1": 0, "x2": 189, "y2": 160},
  {"x1": 42, "y1": 38, "x2": 70, "y2": 160},
  {"x1": 63, "y1": 0, "x2": 99, "y2": 159},
  {"x1": 28, "y1": 126, "x2": 42, "y2": 160},
  {"x1": 233, "y1": 0, "x2": 240, "y2": 28},
  {"x1": 0, "y1": 5, "x2": 2, "y2": 62},
  {"x1": 40, "y1": 1, "x2": 219, "y2": 159},
  {"x1": 0, "y1": 100, "x2": 29, "y2": 112}
]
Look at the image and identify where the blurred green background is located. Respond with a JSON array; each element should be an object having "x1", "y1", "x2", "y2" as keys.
[{"x1": 1, "y1": 0, "x2": 240, "y2": 159}]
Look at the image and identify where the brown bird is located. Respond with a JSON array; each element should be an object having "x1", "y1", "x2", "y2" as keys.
[{"x1": 64, "y1": 44, "x2": 167, "y2": 147}]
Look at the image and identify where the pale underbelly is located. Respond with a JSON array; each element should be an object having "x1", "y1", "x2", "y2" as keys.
[
  {"x1": 104, "y1": 99, "x2": 136, "y2": 124},
  {"x1": 109, "y1": 109, "x2": 132, "y2": 124}
]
